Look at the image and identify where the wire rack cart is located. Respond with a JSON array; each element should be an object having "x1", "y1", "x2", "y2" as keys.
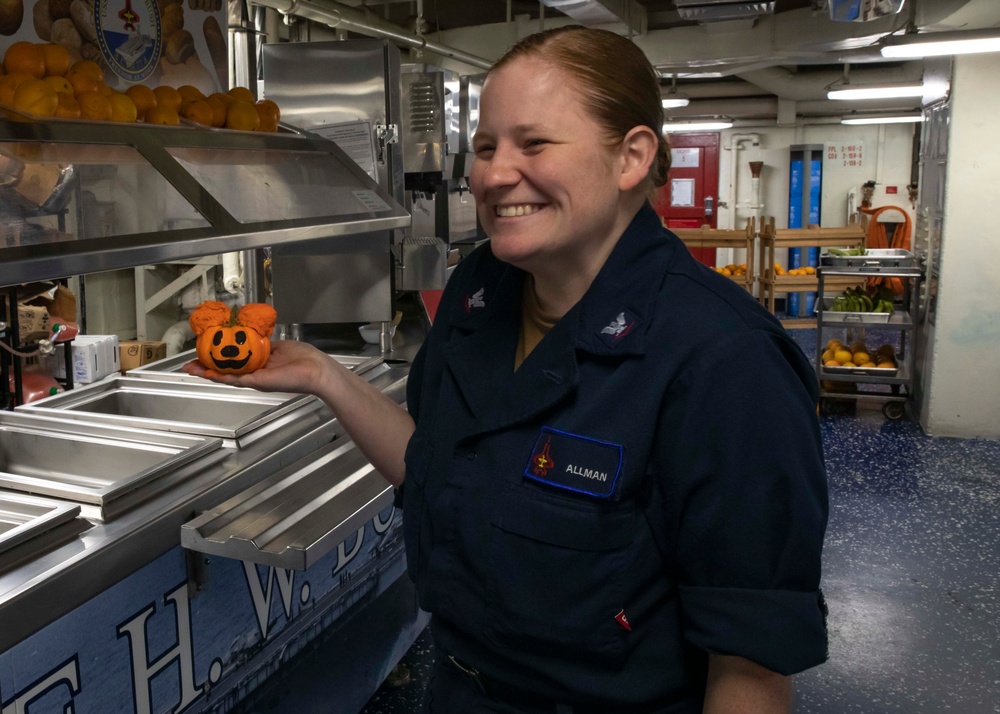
[{"x1": 815, "y1": 261, "x2": 923, "y2": 420}]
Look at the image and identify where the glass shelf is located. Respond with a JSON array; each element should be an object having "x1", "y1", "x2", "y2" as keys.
[{"x1": 0, "y1": 117, "x2": 410, "y2": 287}]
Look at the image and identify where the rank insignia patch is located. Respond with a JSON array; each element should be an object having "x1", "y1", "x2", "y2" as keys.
[{"x1": 598, "y1": 310, "x2": 637, "y2": 348}]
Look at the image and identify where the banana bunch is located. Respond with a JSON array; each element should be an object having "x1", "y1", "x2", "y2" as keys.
[
  {"x1": 827, "y1": 247, "x2": 868, "y2": 257},
  {"x1": 829, "y1": 285, "x2": 895, "y2": 314}
]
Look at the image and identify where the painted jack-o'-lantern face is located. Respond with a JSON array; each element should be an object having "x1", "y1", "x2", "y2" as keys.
[{"x1": 190, "y1": 301, "x2": 277, "y2": 375}]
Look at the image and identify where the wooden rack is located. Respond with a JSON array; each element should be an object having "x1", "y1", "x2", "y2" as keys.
[
  {"x1": 758, "y1": 218, "x2": 866, "y2": 327},
  {"x1": 671, "y1": 217, "x2": 757, "y2": 293}
]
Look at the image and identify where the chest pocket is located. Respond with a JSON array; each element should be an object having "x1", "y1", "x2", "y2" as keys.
[{"x1": 485, "y1": 483, "x2": 635, "y2": 667}]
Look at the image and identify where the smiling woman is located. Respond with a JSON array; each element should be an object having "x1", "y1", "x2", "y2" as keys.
[
  {"x1": 470, "y1": 31, "x2": 669, "y2": 317},
  {"x1": 184, "y1": 25, "x2": 830, "y2": 714},
  {"x1": 398, "y1": 24, "x2": 828, "y2": 714}
]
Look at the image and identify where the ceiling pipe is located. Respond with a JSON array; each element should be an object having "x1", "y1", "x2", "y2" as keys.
[
  {"x1": 540, "y1": 0, "x2": 647, "y2": 34},
  {"x1": 667, "y1": 80, "x2": 771, "y2": 99},
  {"x1": 736, "y1": 63, "x2": 925, "y2": 101},
  {"x1": 251, "y1": 0, "x2": 495, "y2": 69}
]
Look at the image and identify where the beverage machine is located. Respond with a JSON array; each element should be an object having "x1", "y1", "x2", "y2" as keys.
[
  {"x1": 400, "y1": 63, "x2": 483, "y2": 276},
  {"x1": 260, "y1": 41, "x2": 482, "y2": 324}
]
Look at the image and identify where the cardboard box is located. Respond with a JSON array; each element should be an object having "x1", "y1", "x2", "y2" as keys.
[
  {"x1": 50, "y1": 335, "x2": 120, "y2": 385},
  {"x1": 8, "y1": 283, "x2": 78, "y2": 344},
  {"x1": 119, "y1": 341, "x2": 168, "y2": 373}
]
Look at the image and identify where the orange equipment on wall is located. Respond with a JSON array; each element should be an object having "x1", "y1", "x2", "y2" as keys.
[{"x1": 862, "y1": 205, "x2": 912, "y2": 295}]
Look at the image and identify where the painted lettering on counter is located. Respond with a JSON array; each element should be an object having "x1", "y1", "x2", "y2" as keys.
[
  {"x1": 117, "y1": 582, "x2": 204, "y2": 714},
  {"x1": 0, "y1": 656, "x2": 80, "y2": 714},
  {"x1": 0, "y1": 513, "x2": 395, "y2": 713},
  {"x1": 243, "y1": 563, "x2": 297, "y2": 641},
  {"x1": 334, "y1": 526, "x2": 366, "y2": 575}
]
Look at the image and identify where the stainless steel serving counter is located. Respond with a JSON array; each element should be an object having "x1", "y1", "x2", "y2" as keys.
[{"x1": 0, "y1": 351, "x2": 412, "y2": 654}]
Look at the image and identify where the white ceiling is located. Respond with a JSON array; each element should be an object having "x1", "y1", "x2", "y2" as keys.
[{"x1": 270, "y1": 0, "x2": 1000, "y2": 123}]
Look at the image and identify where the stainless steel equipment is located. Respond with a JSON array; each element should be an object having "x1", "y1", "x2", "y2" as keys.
[
  {"x1": 0, "y1": 491, "x2": 81, "y2": 566},
  {"x1": 0, "y1": 410, "x2": 224, "y2": 520},
  {"x1": 19, "y1": 377, "x2": 315, "y2": 447},
  {"x1": 181, "y1": 363, "x2": 408, "y2": 570},
  {"x1": 262, "y1": 39, "x2": 406, "y2": 324},
  {"x1": 403, "y1": 65, "x2": 482, "y2": 252},
  {"x1": 126, "y1": 349, "x2": 383, "y2": 382},
  {"x1": 0, "y1": 105, "x2": 424, "y2": 711}
]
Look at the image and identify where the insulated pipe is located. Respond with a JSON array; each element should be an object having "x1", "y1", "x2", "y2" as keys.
[
  {"x1": 253, "y1": 0, "x2": 494, "y2": 69},
  {"x1": 726, "y1": 133, "x2": 759, "y2": 230},
  {"x1": 749, "y1": 160, "x2": 764, "y2": 229},
  {"x1": 222, "y1": 252, "x2": 243, "y2": 294},
  {"x1": 162, "y1": 320, "x2": 195, "y2": 357}
]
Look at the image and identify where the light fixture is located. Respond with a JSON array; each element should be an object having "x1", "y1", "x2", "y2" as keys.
[
  {"x1": 841, "y1": 114, "x2": 924, "y2": 125},
  {"x1": 663, "y1": 120, "x2": 733, "y2": 133},
  {"x1": 661, "y1": 74, "x2": 690, "y2": 109},
  {"x1": 827, "y1": 83, "x2": 925, "y2": 100},
  {"x1": 881, "y1": 28, "x2": 1000, "y2": 58}
]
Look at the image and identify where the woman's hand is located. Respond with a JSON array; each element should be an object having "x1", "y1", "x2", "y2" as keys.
[{"x1": 181, "y1": 340, "x2": 336, "y2": 395}]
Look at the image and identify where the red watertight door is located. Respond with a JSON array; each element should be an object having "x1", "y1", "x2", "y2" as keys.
[{"x1": 652, "y1": 132, "x2": 721, "y2": 266}]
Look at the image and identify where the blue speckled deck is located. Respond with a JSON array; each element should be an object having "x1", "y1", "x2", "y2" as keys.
[{"x1": 358, "y1": 329, "x2": 1000, "y2": 714}]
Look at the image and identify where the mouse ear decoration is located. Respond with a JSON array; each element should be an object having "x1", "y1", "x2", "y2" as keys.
[
  {"x1": 189, "y1": 301, "x2": 233, "y2": 337},
  {"x1": 237, "y1": 303, "x2": 277, "y2": 339}
]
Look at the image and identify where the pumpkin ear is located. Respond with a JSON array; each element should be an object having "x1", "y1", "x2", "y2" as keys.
[
  {"x1": 189, "y1": 301, "x2": 233, "y2": 337},
  {"x1": 237, "y1": 303, "x2": 277, "y2": 338}
]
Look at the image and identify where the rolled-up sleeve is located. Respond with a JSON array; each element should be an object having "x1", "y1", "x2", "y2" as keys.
[{"x1": 658, "y1": 329, "x2": 829, "y2": 675}]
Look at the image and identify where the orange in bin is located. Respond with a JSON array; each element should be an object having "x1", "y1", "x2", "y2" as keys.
[
  {"x1": 177, "y1": 85, "x2": 206, "y2": 104},
  {"x1": 65, "y1": 70, "x2": 100, "y2": 97},
  {"x1": 144, "y1": 104, "x2": 181, "y2": 126},
  {"x1": 77, "y1": 90, "x2": 112, "y2": 121},
  {"x1": 12, "y1": 79, "x2": 58, "y2": 117},
  {"x1": 126, "y1": 85, "x2": 158, "y2": 120},
  {"x1": 54, "y1": 92, "x2": 81, "y2": 119},
  {"x1": 0, "y1": 72, "x2": 32, "y2": 105},
  {"x1": 152, "y1": 85, "x2": 183, "y2": 112},
  {"x1": 225, "y1": 100, "x2": 259, "y2": 131},
  {"x1": 39, "y1": 44, "x2": 71, "y2": 78},
  {"x1": 108, "y1": 93, "x2": 138, "y2": 123},
  {"x1": 3, "y1": 42, "x2": 45, "y2": 79},
  {"x1": 43, "y1": 75, "x2": 73, "y2": 95},
  {"x1": 205, "y1": 95, "x2": 227, "y2": 127},
  {"x1": 68, "y1": 60, "x2": 104, "y2": 83},
  {"x1": 181, "y1": 99, "x2": 214, "y2": 126}
]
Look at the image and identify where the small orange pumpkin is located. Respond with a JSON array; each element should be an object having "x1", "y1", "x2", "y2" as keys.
[{"x1": 189, "y1": 301, "x2": 277, "y2": 374}]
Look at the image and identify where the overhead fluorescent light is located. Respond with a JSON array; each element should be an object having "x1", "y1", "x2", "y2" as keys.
[
  {"x1": 663, "y1": 120, "x2": 733, "y2": 133},
  {"x1": 841, "y1": 114, "x2": 924, "y2": 125},
  {"x1": 881, "y1": 29, "x2": 1000, "y2": 58},
  {"x1": 827, "y1": 83, "x2": 925, "y2": 100},
  {"x1": 661, "y1": 75, "x2": 690, "y2": 108}
]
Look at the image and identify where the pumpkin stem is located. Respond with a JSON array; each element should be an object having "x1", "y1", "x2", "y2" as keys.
[{"x1": 230, "y1": 304, "x2": 240, "y2": 327}]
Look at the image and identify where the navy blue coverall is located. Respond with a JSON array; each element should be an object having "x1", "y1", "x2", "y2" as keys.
[{"x1": 401, "y1": 203, "x2": 828, "y2": 712}]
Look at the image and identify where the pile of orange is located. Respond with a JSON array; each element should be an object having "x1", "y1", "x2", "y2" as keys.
[
  {"x1": 2, "y1": 41, "x2": 280, "y2": 131},
  {"x1": 821, "y1": 338, "x2": 897, "y2": 370},
  {"x1": 1, "y1": 41, "x2": 132, "y2": 120},
  {"x1": 766, "y1": 262, "x2": 815, "y2": 277},
  {"x1": 786, "y1": 265, "x2": 816, "y2": 276},
  {"x1": 713, "y1": 263, "x2": 747, "y2": 278}
]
